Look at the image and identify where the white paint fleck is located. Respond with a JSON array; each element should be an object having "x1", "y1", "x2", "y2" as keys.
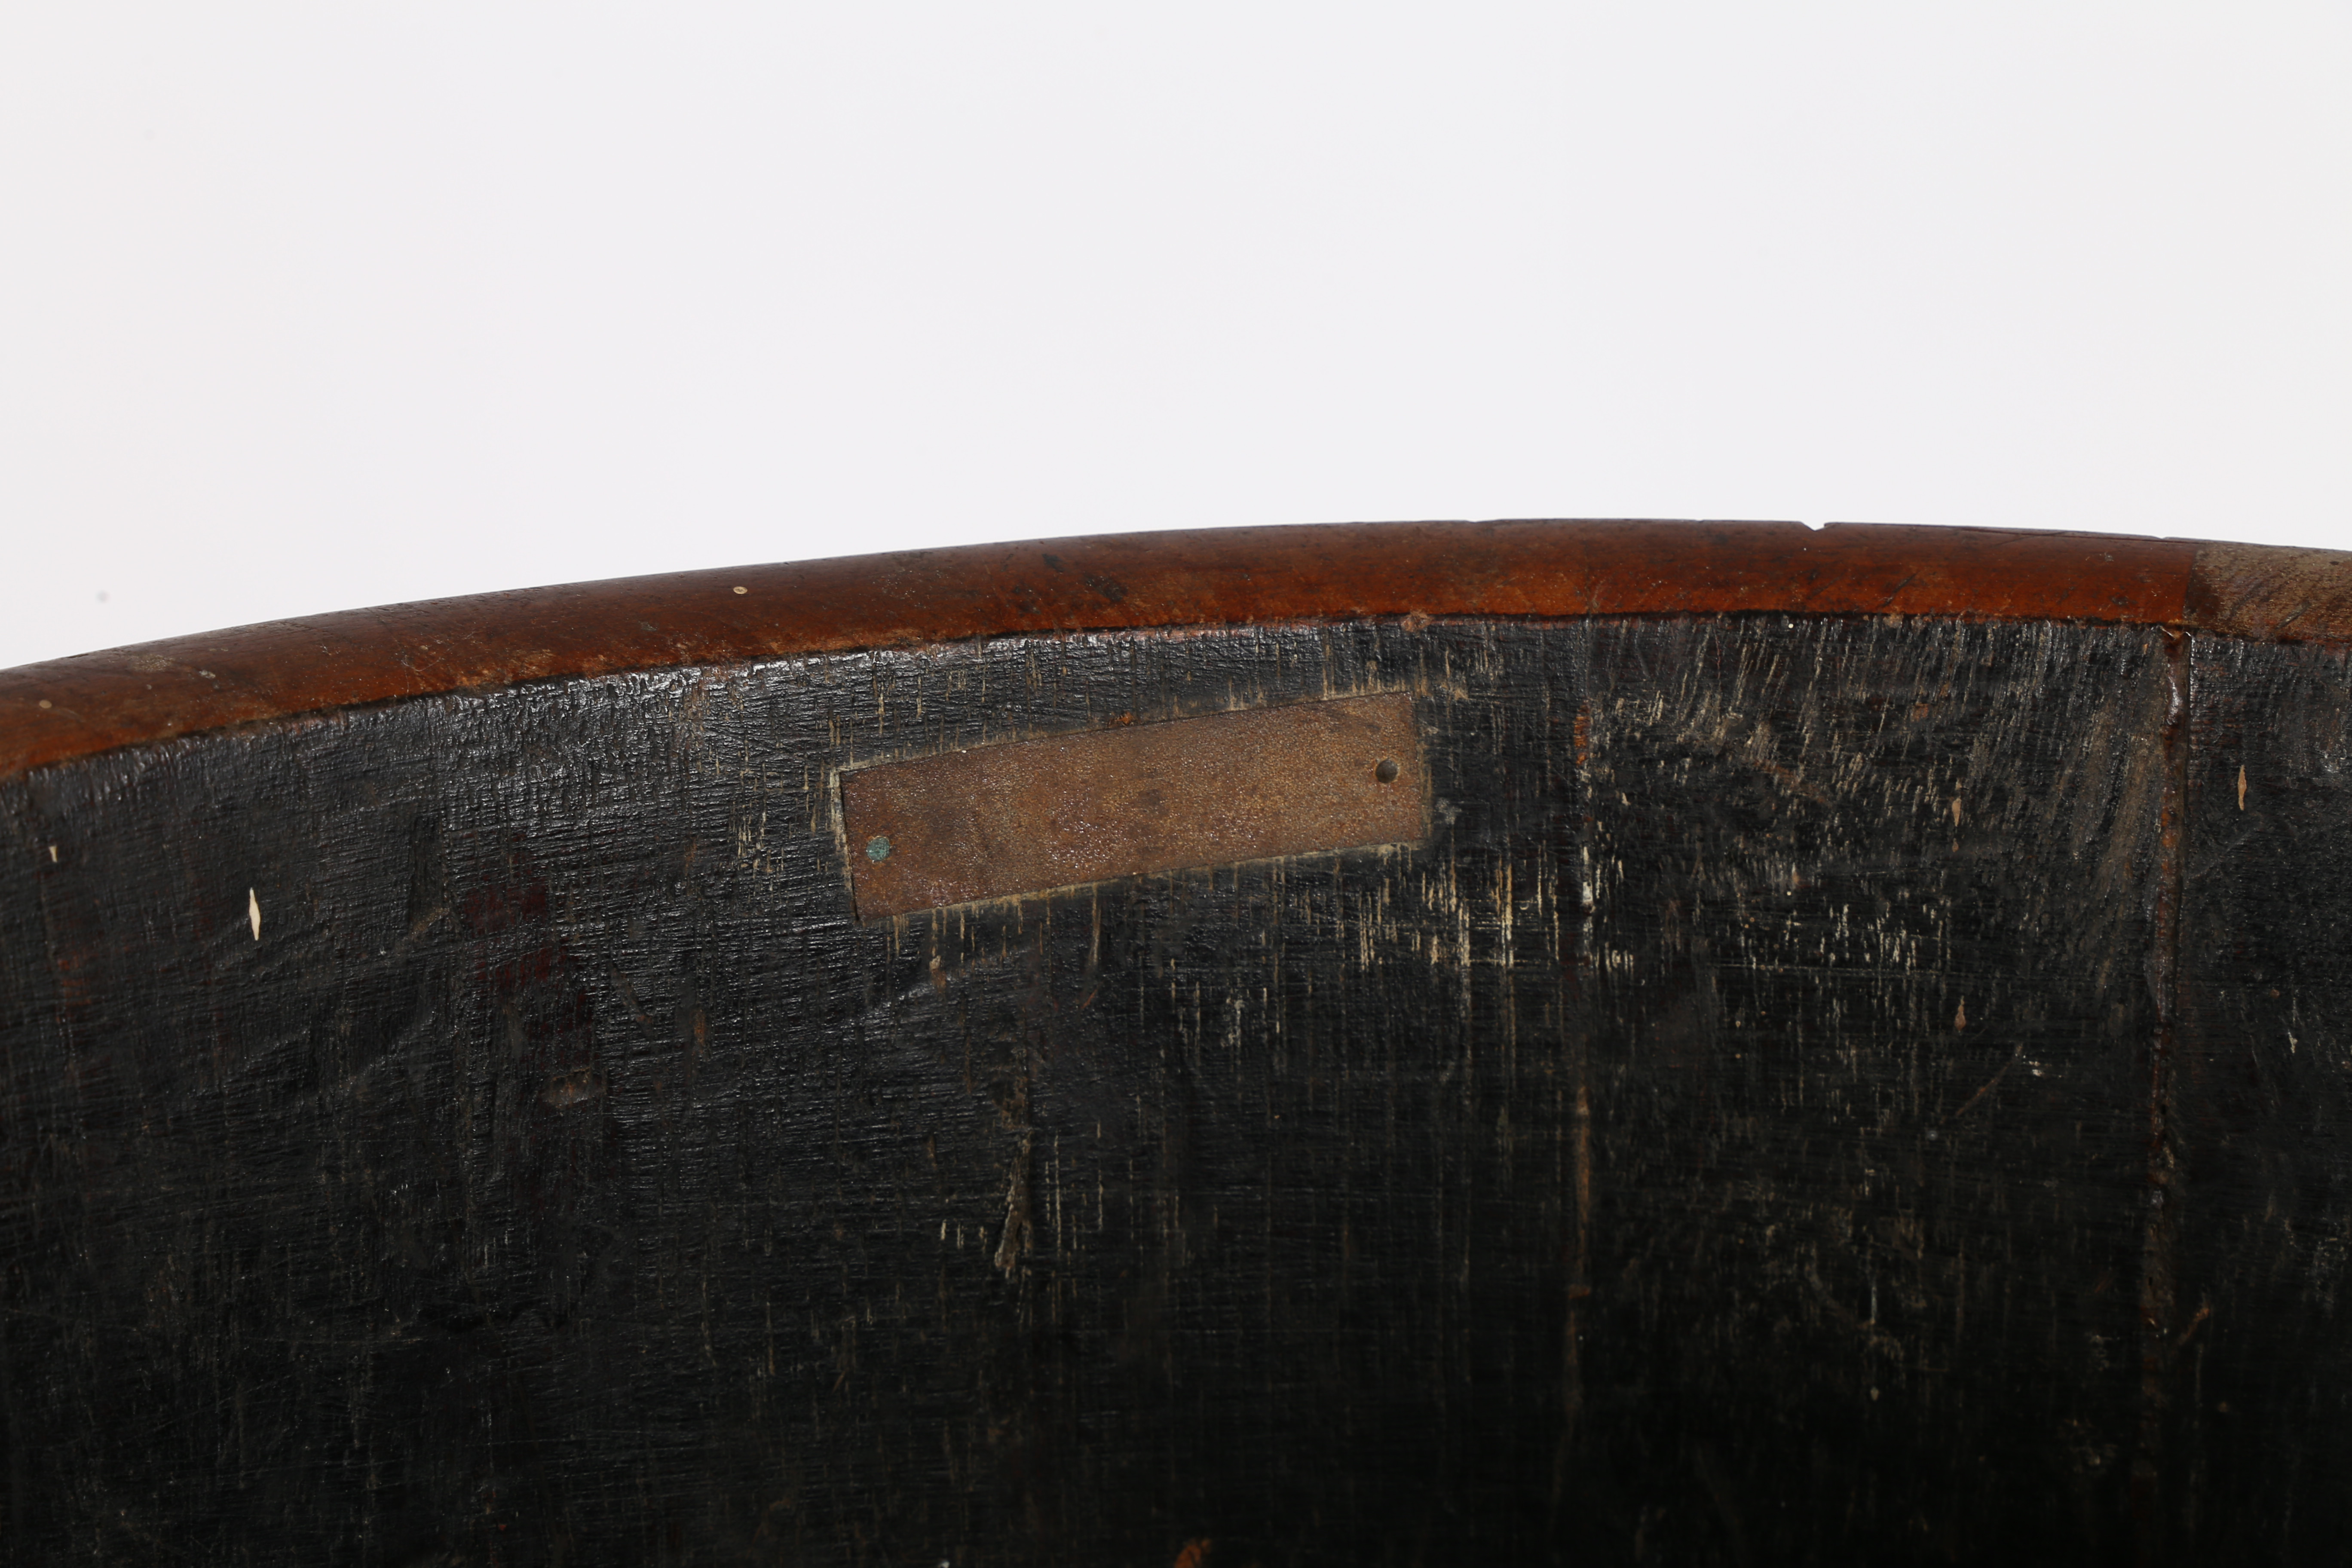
[
  {"x1": 248, "y1": 888, "x2": 261, "y2": 942},
  {"x1": 47, "y1": 845, "x2": 58, "y2": 862}
]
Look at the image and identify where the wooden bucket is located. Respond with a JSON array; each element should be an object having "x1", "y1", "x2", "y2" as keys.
[{"x1": 3, "y1": 521, "x2": 2346, "y2": 1563}]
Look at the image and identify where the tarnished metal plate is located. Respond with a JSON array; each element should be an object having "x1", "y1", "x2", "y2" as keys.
[{"x1": 840, "y1": 693, "x2": 1425, "y2": 919}]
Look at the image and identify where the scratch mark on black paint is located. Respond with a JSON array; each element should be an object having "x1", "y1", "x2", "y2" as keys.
[{"x1": 1947, "y1": 1044, "x2": 2021, "y2": 1124}]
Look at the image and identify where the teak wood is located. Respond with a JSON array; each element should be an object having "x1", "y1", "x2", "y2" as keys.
[{"x1": 3, "y1": 520, "x2": 2350, "y2": 1565}]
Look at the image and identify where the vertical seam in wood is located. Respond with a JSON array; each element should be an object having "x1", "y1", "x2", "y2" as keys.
[
  {"x1": 1550, "y1": 695, "x2": 1595, "y2": 1520},
  {"x1": 2134, "y1": 627, "x2": 2190, "y2": 1561}
]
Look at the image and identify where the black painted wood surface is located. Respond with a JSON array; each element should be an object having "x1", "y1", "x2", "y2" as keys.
[
  {"x1": 2173, "y1": 637, "x2": 2352, "y2": 1562},
  {"x1": 0, "y1": 614, "x2": 2328, "y2": 1564}
]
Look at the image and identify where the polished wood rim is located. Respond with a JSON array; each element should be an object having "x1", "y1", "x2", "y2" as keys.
[{"x1": 3, "y1": 520, "x2": 2346, "y2": 780}]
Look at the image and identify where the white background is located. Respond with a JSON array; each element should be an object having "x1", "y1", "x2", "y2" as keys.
[{"x1": 3, "y1": 3, "x2": 2348, "y2": 670}]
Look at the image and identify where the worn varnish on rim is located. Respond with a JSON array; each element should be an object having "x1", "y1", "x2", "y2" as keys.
[{"x1": 839, "y1": 694, "x2": 1426, "y2": 919}]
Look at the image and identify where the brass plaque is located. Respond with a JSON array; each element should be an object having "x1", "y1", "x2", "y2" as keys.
[{"x1": 841, "y1": 694, "x2": 1425, "y2": 919}]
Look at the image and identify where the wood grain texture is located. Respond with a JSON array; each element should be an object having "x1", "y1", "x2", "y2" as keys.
[
  {"x1": 0, "y1": 520, "x2": 2208, "y2": 780},
  {"x1": 2168, "y1": 637, "x2": 2352, "y2": 1561},
  {"x1": 2, "y1": 609, "x2": 2274, "y2": 1565},
  {"x1": 1565, "y1": 618, "x2": 2168, "y2": 1564},
  {"x1": 2185, "y1": 542, "x2": 2352, "y2": 644}
]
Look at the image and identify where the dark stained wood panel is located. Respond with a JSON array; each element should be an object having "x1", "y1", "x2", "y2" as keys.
[
  {"x1": 2168, "y1": 636, "x2": 2352, "y2": 1561},
  {"x1": 0, "y1": 624, "x2": 1564, "y2": 1564},
  {"x1": 0, "y1": 610, "x2": 2234, "y2": 1564},
  {"x1": 1565, "y1": 618, "x2": 2168, "y2": 1564}
]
